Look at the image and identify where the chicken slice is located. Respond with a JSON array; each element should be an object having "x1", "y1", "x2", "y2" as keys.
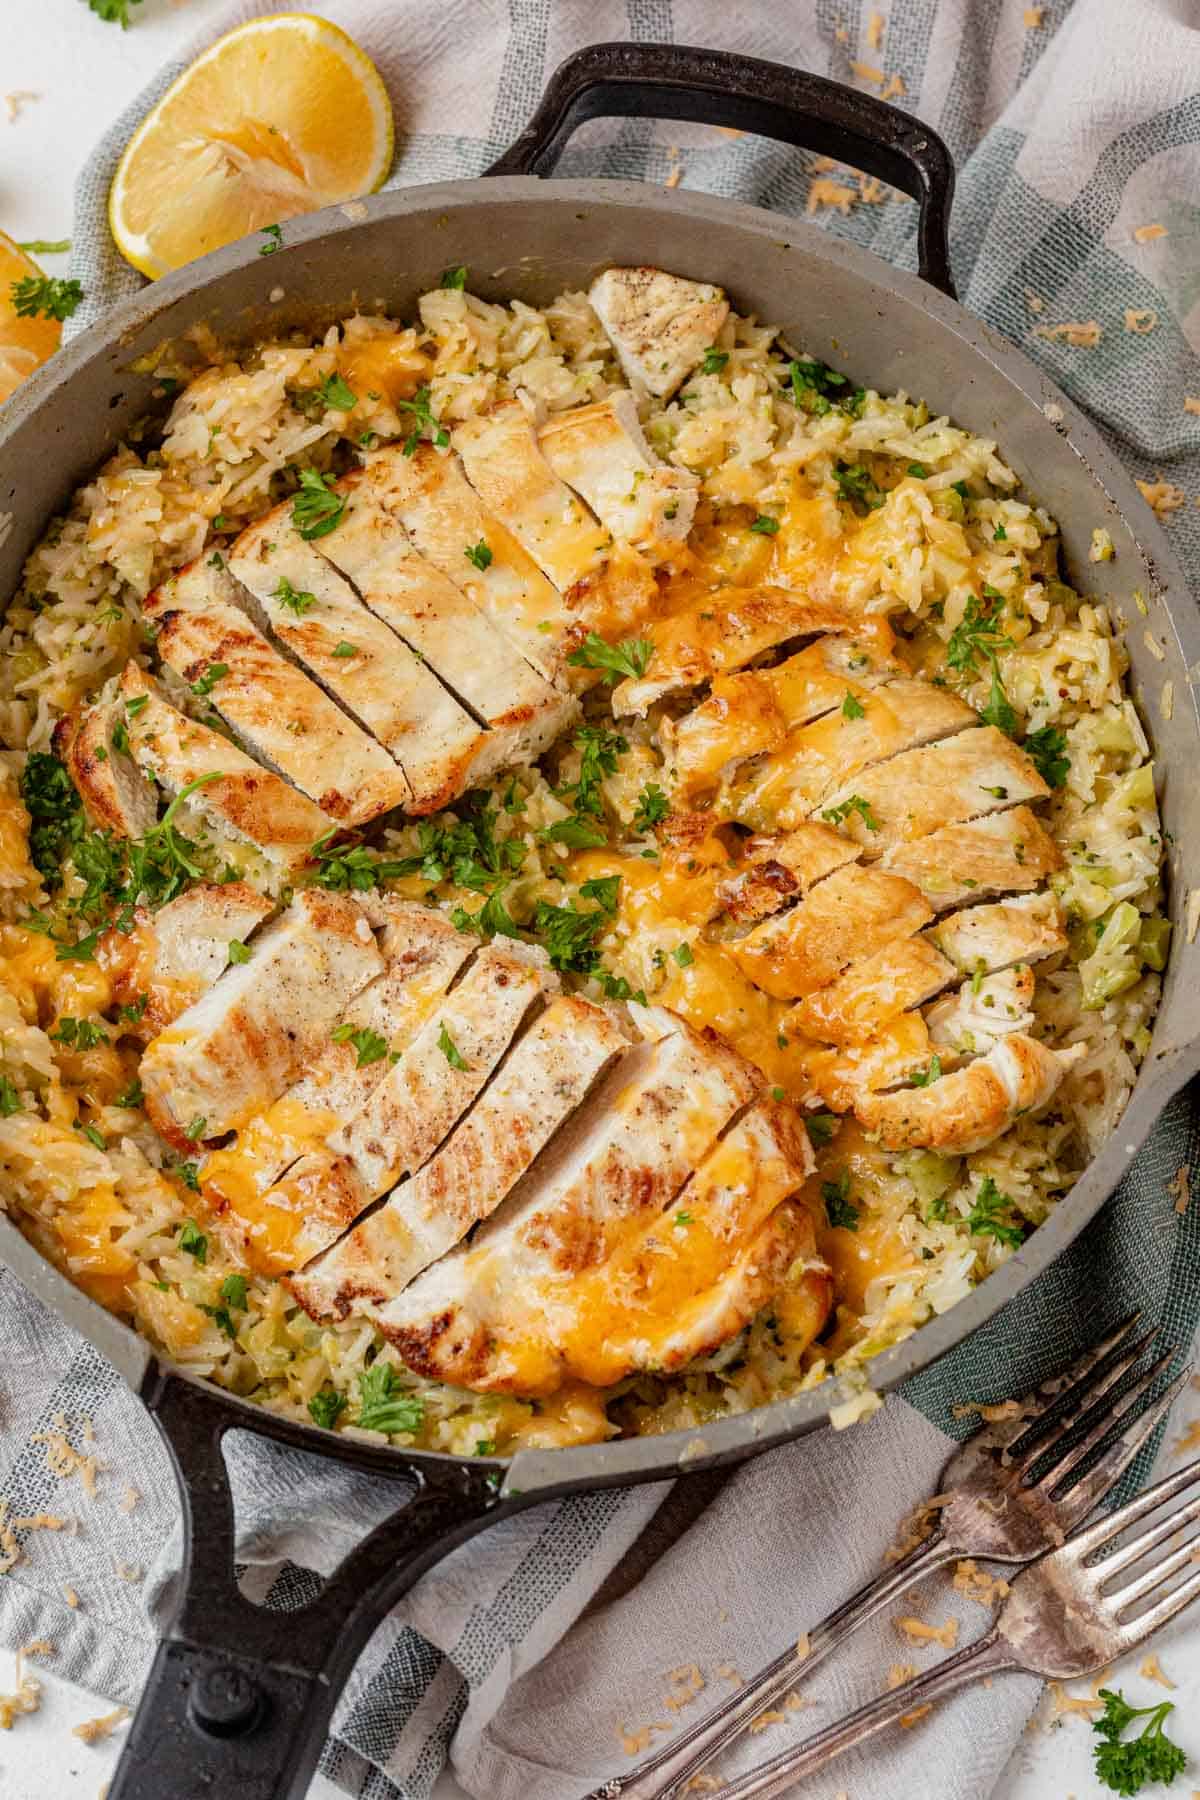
[
  {"x1": 117, "y1": 665, "x2": 334, "y2": 872},
  {"x1": 202, "y1": 904, "x2": 474, "y2": 1273},
  {"x1": 926, "y1": 965, "x2": 1037, "y2": 1059},
  {"x1": 293, "y1": 995, "x2": 629, "y2": 1319},
  {"x1": 856, "y1": 1033, "x2": 1087, "y2": 1152},
  {"x1": 929, "y1": 892, "x2": 1067, "y2": 975},
  {"x1": 803, "y1": 1014, "x2": 933, "y2": 1113},
  {"x1": 729, "y1": 679, "x2": 979, "y2": 832},
  {"x1": 99, "y1": 881, "x2": 276, "y2": 1040},
  {"x1": 883, "y1": 807, "x2": 1062, "y2": 910},
  {"x1": 588, "y1": 267, "x2": 729, "y2": 399},
  {"x1": 728, "y1": 864, "x2": 932, "y2": 1001},
  {"x1": 318, "y1": 940, "x2": 556, "y2": 1204},
  {"x1": 145, "y1": 560, "x2": 411, "y2": 826},
  {"x1": 667, "y1": 630, "x2": 904, "y2": 797},
  {"x1": 139, "y1": 890, "x2": 382, "y2": 1152},
  {"x1": 613, "y1": 588, "x2": 850, "y2": 716},
  {"x1": 717, "y1": 823, "x2": 863, "y2": 925},
  {"x1": 820, "y1": 727, "x2": 1050, "y2": 853},
  {"x1": 790, "y1": 936, "x2": 955, "y2": 1046},
  {"x1": 312, "y1": 474, "x2": 576, "y2": 768},
  {"x1": 52, "y1": 699, "x2": 157, "y2": 839},
  {"x1": 360, "y1": 445, "x2": 571, "y2": 680},
  {"x1": 380, "y1": 1098, "x2": 818, "y2": 1395},
  {"x1": 452, "y1": 400, "x2": 612, "y2": 591},
  {"x1": 228, "y1": 510, "x2": 493, "y2": 815},
  {"x1": 537, "y1": 391, "x2": 699, "y2": 550}
]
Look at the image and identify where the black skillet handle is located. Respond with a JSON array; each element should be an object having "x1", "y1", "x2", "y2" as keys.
[
  {"x1": 486, "y1": 41, "x2": 956, "y2": 297},
  {"x1": 108, "y1": 1370, "x2": 508, "y2": 1800}
]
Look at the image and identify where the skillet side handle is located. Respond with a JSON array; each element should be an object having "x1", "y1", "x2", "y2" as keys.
[
  {"x1": 486, "y1": 41, "x2": 956, "y2": 296},
  {"x1": 108, "y1": 1370, "x2": 507, "y2": 1800}
]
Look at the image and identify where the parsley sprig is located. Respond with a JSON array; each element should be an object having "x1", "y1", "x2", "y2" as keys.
[
  {"x1": 357, "y1": 1362, "x2": 425, "y2": 1435},
  {"x1": 10, "y1": 276, "x2": 84, "y2": 321},
  {"x1": 1092, "y1": 1688, "x2": 1187, "y2": 1796},
  {"x1": 291, "y1": 468, "x2": 345, "y2": 540},
  {"x1": 566, "y1": 632, "x2": 654, "y2": 685},
  {"x1": 1024, "y1": 724, "x2": 1070, "y2": 788},
  {"x1": 946, "y1": 593, "x2": 1018, "y2": 734},
  {"x1": 965, "y1": 1176, "x2": 1024, "y2": 1249},
  {"x1": 395, "y1": 385, "x2": 449, "y2": 457},
  {"x1": 822, "y1": 1170, "x2": 859, "y2": 1231}
]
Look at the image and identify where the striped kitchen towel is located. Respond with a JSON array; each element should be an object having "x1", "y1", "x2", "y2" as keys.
[{"x1": 4, "y1": 2, "x2": 1199, "y2": 1797}]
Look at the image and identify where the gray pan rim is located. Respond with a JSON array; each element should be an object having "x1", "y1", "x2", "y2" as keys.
[{"x1": 1, "y1": 175, "x2": 1197, "y2": 1501}]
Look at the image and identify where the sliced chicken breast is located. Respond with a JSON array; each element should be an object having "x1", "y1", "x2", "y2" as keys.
[
  {"x1": 52, "y1": 699, "x2": 157, "y2": 839},
  {"x1": 312, "y1": 474, "x2": 576, "y2": 769},
  {"x1": 100, "y1": 881, "x2": 276, "y2": 1040},
  {"x1": 883, "y1": 807, "x2": 1062, "y2": 910},
  {"x1": 819, "y1": 727, "x2": 1050, "y2": 853},
  {"x1": 613, "y1": 589, "x2": 850, "y2": 716},
  {"x1": 538, "y1": 391, "x2": 699, "y2": 550},
  {"x1": 804, "y1": 1013, "x2": 934, "y2": 1113},
  {"x1": 374, "y1": 1014, "x2": 764, "y2": 1391},
  {"x1": 228, "y1": 510, "x2": 495, "y2": 814},
  {"x1": 321, "y1": 940, "x2": 556, "y2": 1202},
  {"x1": 453, "y1": 401, "x2": 612, "y2": 590},
  {"x1": 728, "y1": 863, "x2": 933, "y2": 1001},
  {"x1": 667, "y1": 630, "x2": 904, "y2": 796},
  {"x1": 360, "y1": 445, "x2": 571, "y2": 680},
  {"x1": 139, "y1": 890, "x2": 382, "y2": 1152},
  {"x1": 118, "y1": 665, "x2": 334, "y2": 871},
  {"x1": 929, "y1": 893, "x2": 1067, "y2": 975},
  {"x1": 588, "y1": 267, "x2": 729, "y2": 399},
  {"x1": 293, "y1": 995, "x2": 630, "y2": 1320},
  {"x1": 926, "y1": 965, "x2": 1037, "y2": 1058},
  {"x1": 790, "y1": 935, "x2": 956, "y2": 1046},
  {"x1": 717, "y1": 823, "x2": 863, "y2": 925},
  {"x1": 856, "y1": 1033, "x2": 1087, "y2": 1152},
  {"x1": 730, "y1": 678, "x2": 979, "y2": 832},
  {"x1": 145, "y1": 559, "x2": 411, "y2": 825},
  {"x1": 202, "y1": 904, "x2": 474, "y2": 1272}
]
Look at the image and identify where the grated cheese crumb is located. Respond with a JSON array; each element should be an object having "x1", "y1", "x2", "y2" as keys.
[
  {"x1": 1049, "y1": 1672, "x2": 1112, "y2": 1719},
  {"x1": 952, "y1": 1559, "x2": 1010, "y2": 1608},
  {"x1": 1162, "y1": 680, "x2": 1174, "y2": 722},
  {"x1": 63, "y1": 1585, "x2": 80, "y2": 1609},
  {"x1": 73, "y1": 1706, "x2": 129, "y2": 1746},
  {"x1": 618, "y1": 1720, "x2": 669, "y2": 1755},
  {"x1": 807, "y1": 178, "x2": 858, "y2": 217},
  {"x1": 1140, "y1": 1653, "x2": 1175, "y2": 1689},
  {"x1": 663, "y1": 1663, "x2": 705, "y2": 1712},
  {"x1": 849, "y1": 61, "x2": 885, "y2": 85},
  {"x1": 1125, "y1": 308, "x2": 1158, "y2": 334},
  {"x1": 888, "y1": 1662, "x2": 918, "y2": 1688},
  {"x1": 713, "y1": 127, "x2": 744, "y2": 140},
  {"x1": 1170, "y1": 1165, "x2": 1191, "y2": 1215},
  {"x1": 1185, "y1": 396, "x2": 1200, "y2": 415},
  {"x1": 899, "y1": 1703, "x2": 932, "y2": 1728},
  {"x1": 951, "y1": 1398, "x2": 1025, "y2": 1422},
  {"x1": 119, "y1": 1485, "x2": 140, "y2": 1514},
  {"x1": 1034, "y1": 320, "x2": 1102, "y2": 348},
  {"x1": 796, "y1": 1631, "x2": 811, "y2": 1662},
  {"x1": 748, "y1": 1708, "x2": 788, "y2": 1734},
  {"x1": 1134, "y1": 222, "x2": 1168, "y2": 242},
  {"x1": 1134, "y1": 588, "x2": 1149, "y2": 614},
  {"x1": 884, "y1": 1491, "x2": 952, "y2": 1563},
  {"x1": 21, "y1": 1640, "x2": 53, "y2": 1658},
  {"x1": 716, "y1": 1663, "x2": 743, "y2": 1684},
  {"x1": 32, "y1": 1424, "x2": 101, "y2": 1497},
  {"x1": 3, "y1": 91, "x2": 39, "y2": 125},
  {"x1": 0, "y1": 1651, "x2": 41, "y2": 1730},
  {"x1": 1172, "y1": 1419, "x2": 1200, "y2": 1456},
  {"x1": 1137, "y1": 477, "x2": 1187, "y2": 519},
  {"x1": 895, "y1": 1615, "x2": 958, "y2": 1649},
  {"x1": 1089, "y1": 527, "x2": 1115, "y2": 562},
  {"x1": 880, "y1": 73, "x2": 906, "y2": 100},
  {"x1": 683, "y1": 1778, "x2": 721, "y2": 1794},
  {"x1": 1024, "y1": 288, "x2": 1046, "y2": 315},
  {"x1": 1023, "y1": 5, "x2": 1044, "y2": 23},
  {"x1": 829, "y1": 1385, "x2": 881, "y2": 1430},
  {"x1": 113, "y1": 1558, "x2": 143, "y2": 1584},
  {"x1": 867, "y1": 10, "x2": 885, "y2": 48}
]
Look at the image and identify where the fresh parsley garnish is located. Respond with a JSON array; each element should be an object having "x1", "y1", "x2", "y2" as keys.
[
  {"x1": 558, "y1": 725, "x2": 626, "y2": 819},
  {"x1": 331, "y1": 1024, "x2": 389, "y2": 1068},
  {"x1": 909, "y1": 1054, "x2": 943, "y2": 1087},
  {"x1": 395, "y1": 384, "x2": 449, "y2": 456},
  {"x1": 77, "y1": 1122, "x2": 107, "y2": 1152},
  {"x1": 788, "y1": 356, "x2": 849, "y2": 416},
  {"x1": 178, "y1": 1219, "x2": 208, "y2": 1263},
  {"x1": 49, "y1": 1016, "x2": 108, "y2": 1049},
  {"x1": 318, "y1": 372, "x2": 357, "y2": 412},
  {"x1": 842, "y1": 691, "x2": 866, "y2": 720},
  {"x1": 1092, "y1": 1688, "x2": 1187, "y2": 1796},
  {"x1": 632, "y1": 783, "x2": 670, "y2": 834},
  {"x1": 945, "y1": 593, "x2": 1018, "y2": 733},
  {"x1": 332, "y1": 641, "x2": 357, "y2": 658},
  {"x1": 579, "y1": 875, "x2": 621, "y2": 914},
  {"x1": 226, "y1": 939, "x2": 251, "y2": 965},
  {"x1": 191, "y1": 662, "x2": 228, "y2": 696},
  {"x1": 451, "y1": 887, "x2": 521, "y2": 939},
  {"x1": 441, "y1": 265, "x2": 467, "y2": 290},
  {"x1": 822, "y1": 1170, "x2": 859, "y2": 1231},
  {"x1": 0, "y1": 1076, "x2": 22, "y2": 1117},
  {"x1": 464, "y1": 540, "x2": 493, "y2": 571},
  {"x1": 540, "y1": 815, "x2": 609, "y2": 849},
  {"x1": 749, "y1": 514, "x2": 780, "y2": 536},
  {"x1": 291, "y1": 468, "x2": 345, "y2": 540},
  {"x1": 834, "y1": 461, "x2": 885, "y2": 511},
  {"x1": 308, "y1": 1388, "x2": 348, "y2": 1430},
  {"x1": 273, "y1": 576, "x2": 318, "y2": 616},
  {"x1": 173, "y1": 1161, "x2": 201, "y2": 1193},
  {"x1": 10, "y1": 275, "x2": 83, "y2": 320},
  {"x1": 259, "y1": 223, "x2": 283, "y2": 256},
  {"x1": 700, "y1": 348, "x2": 728, "y2": 374},
  {"x1": 822, "y1": 793, "x2": 881, "y2": 833},
  {"x1": 114, "y1": 1078, "x2": 144, "y2": 1110},
  {"x1": 437, "y1": 1023, "x2": 468, "y2": 1070},
  {"x1": 532, "y1": 900, "x2": 608, "y2": 974},
  {"x1": 965, "y1": 1176, "x2": 1024, "y2": 1249},
  {"x1": 806, "y1": 1112, "x2": 839, "y2": 1146},
  {"x1": 20, "y1": 751, "x2": 83, "y2": 887},
  {"x1": 185, "y1": 1114, "x2": 208, "y2": 1142},
  {"x1": 357, "y1": 1361, "x2": 425, "y2": 1435},
  {"x1": 981, "y1": 662, "x2": 1018, "y2": 735},
  {"x1": 566, "y1": 632, "x2": 654, "y2": 685},
  {"x1": 672, "y1": 942, "x2": 694, "y2": 967},
  {"x1": 220, "y1": 1274, "x2": 248, "y2": 1311},
  {"x1": 1024, "y1": 725, "x2": 1070, "y2": 788}
]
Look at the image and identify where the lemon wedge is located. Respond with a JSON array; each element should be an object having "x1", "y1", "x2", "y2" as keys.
[
  {"x1": 0, "y1": 234, "x2": 65, "y2": 405},
  {"x1": 108, "y1": 12, "x2": 394, "y2": 279}
]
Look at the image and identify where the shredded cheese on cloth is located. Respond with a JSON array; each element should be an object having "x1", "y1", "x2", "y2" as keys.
[
  {"x1": 1034, "y1": 320, "x2": 1102, "y2": 347},
  {"x1": 1172, "y1": 1418, "x2": 1200, "y2": 1455},
  {"x1": 1134, "y1": 221, "x2": 1169, "y2": 241},
  {"x1": 1140, "y1": 1653, "x2": 1175, "y2": 1688},
  {"x1": 73, "y1": 1705, "x2": 129, "y2": 1745},
  {"x1": 953, "y1": 1559, "x2": 1011, "y2": 1608},
  {"x1": 1137, "y1": 476, "x2": 1188, "y2": 519},
  {"x1": 1170, "y1": 1165, "x2": 1192, "y2": 1214},
  {"x1": 32, "y1": 1416, "x2": 101, "y2": 1496},
  {"x1": 0, "y1": 1650, "x2": 41, "y2": 1730},
  {"x1": 894, "y1": 1615, "x2": 959, "y2": 1649},
  {"x1": 1125, "y1": 308, "x2": 1158, "y2": 333}
]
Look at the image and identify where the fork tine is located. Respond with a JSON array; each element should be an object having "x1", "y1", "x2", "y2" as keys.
[
  {"x1": 1117, "y1": 1562, "x2": 1200, "y2": 1645},
  {"x1": 1037, "y1": 1350, "x2": 1181, "y2": 1492},
  {"x1": 1068, "y1": 1455, "x2": 1200, "y2": 1560},
  {"x1": 1006, "y1": 1316, "x2": 1151, "y2": 1461},
  {"x1": 1052, "y1": 1369, "x2": 1193, "y2": 1515},
  {"x1": 1108, "y1": 1517, "x2": 1200, "y2": 1612}
]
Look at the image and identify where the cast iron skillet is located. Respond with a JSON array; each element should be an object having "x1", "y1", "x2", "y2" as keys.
[{"x1": 1, "y1": 43, "x2": 1197, "y2": 1800}]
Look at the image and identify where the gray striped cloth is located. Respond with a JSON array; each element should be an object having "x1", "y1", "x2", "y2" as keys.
[{"x1": 6, "y1": 1, "x2": 1198, "y2": 1795}]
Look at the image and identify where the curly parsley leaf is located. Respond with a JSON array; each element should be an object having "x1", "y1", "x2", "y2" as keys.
[
  {"x1": 10, "y1": 275, "x2": 84, "y2": 320},
  {"x1": 821, "y1": 793, "x2": 881, "y2": 833},
  {"x1": 532, "y1": 900, "x2": 607, "y2": 974},
  {"x1": 291, "y1": 468, "x2": 345, "y2": 540},
  {"x1": 273, "y1": 577, "x2": 318, "y2": 616},
  {"x1": 451, "y1": 886, "x2": 521, "y2": 940},
  {"x1": 441, "y1": 265, "x2": 468, "y2": 290},
  {"x1": 464, "y1": 540, "x2": 493, "y2": 572},
  {"x1": 0, "y1": 1077, "x2": 23, "y2": 1117},
  {"x1": 788, "y1": 356, "x2": 849, "y2": 416},
  {"x1": 357, "y1": 1362, "x2": 425, "y2": 1435},
  {"x1": 822, "y1": 1170, "x2": 859, "y2": 1231},
  {"x1": 842, "y1": 691, "x2": 866, "y2": 720},
  {"x1": 437, "y1": 1023, "x2": 468, "y2": 1070},
  {"x1": 395, "y1": 384, "x2": 449, "y2": 456},
  {"x1": 1024, "y1": 725, "x2": 1070, "y2": 788},
  {"x1": 318, "y1": 372, "x2": 357, "y2": 412},
  {"x1": 331, "y1": 1024, "x2": 389, "y2": 1068},
  {"x1": 558, "y1": 725, "x2": 626, "y2": 819},
  {"x1": 540, "y1": 815, "x2": 609, "y2": 849},
  {"x1": 1092, "y1": 1689, "x2": 1187, "y2": 1796},
  {"x1": 834, "y1": 461, "x2": 885, "y2": 511},
  {"x1": 946, "y1": 593, "x2": 1014, "y2": 674},
  {"x1": 177, "y1": 1219, "x2": 208, "y2": 1263},
  {"x1": 965, "y1": 1176, "x2": 1024, "y2": 1249},
  {"x1": 632, "y1": 783, "x2": 669, "y2": 834},
  {"x1": 20, "y1": 751, "x2": 82, "y2": 886},
  {"x1": 700, "y1": 348, "x2": 728, "y2": 374},
  {"x1": 259, "y1": 223, "x2": 283, "y2": 256},
  {"x1": 566, "y1": 632, "x2": 654, "y2": 685},
  {"x1": 308, "y1": 1388, "x2": 348, "y2": 1430}
]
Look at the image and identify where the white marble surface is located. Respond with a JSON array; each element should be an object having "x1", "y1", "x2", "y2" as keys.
[{"x1": 4, "y1": 5, "x2": 1199, "y2": 1796}]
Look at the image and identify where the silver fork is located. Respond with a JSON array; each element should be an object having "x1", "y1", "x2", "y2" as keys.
[
  {"x1": 592, "y1": 1314, "x2": 1187, "y2": 1800},
  {"x1": 712, "y1": 1450, "x2": 1200, "y2": 1797}
]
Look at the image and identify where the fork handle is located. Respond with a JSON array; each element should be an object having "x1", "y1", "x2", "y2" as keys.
[
  {"x1": 712, "y1": 1628, "x2": 1018, "y2": 1799},
  {"x1": 588, "y1": 1532, "x2": 957, "y2": 1800}
]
